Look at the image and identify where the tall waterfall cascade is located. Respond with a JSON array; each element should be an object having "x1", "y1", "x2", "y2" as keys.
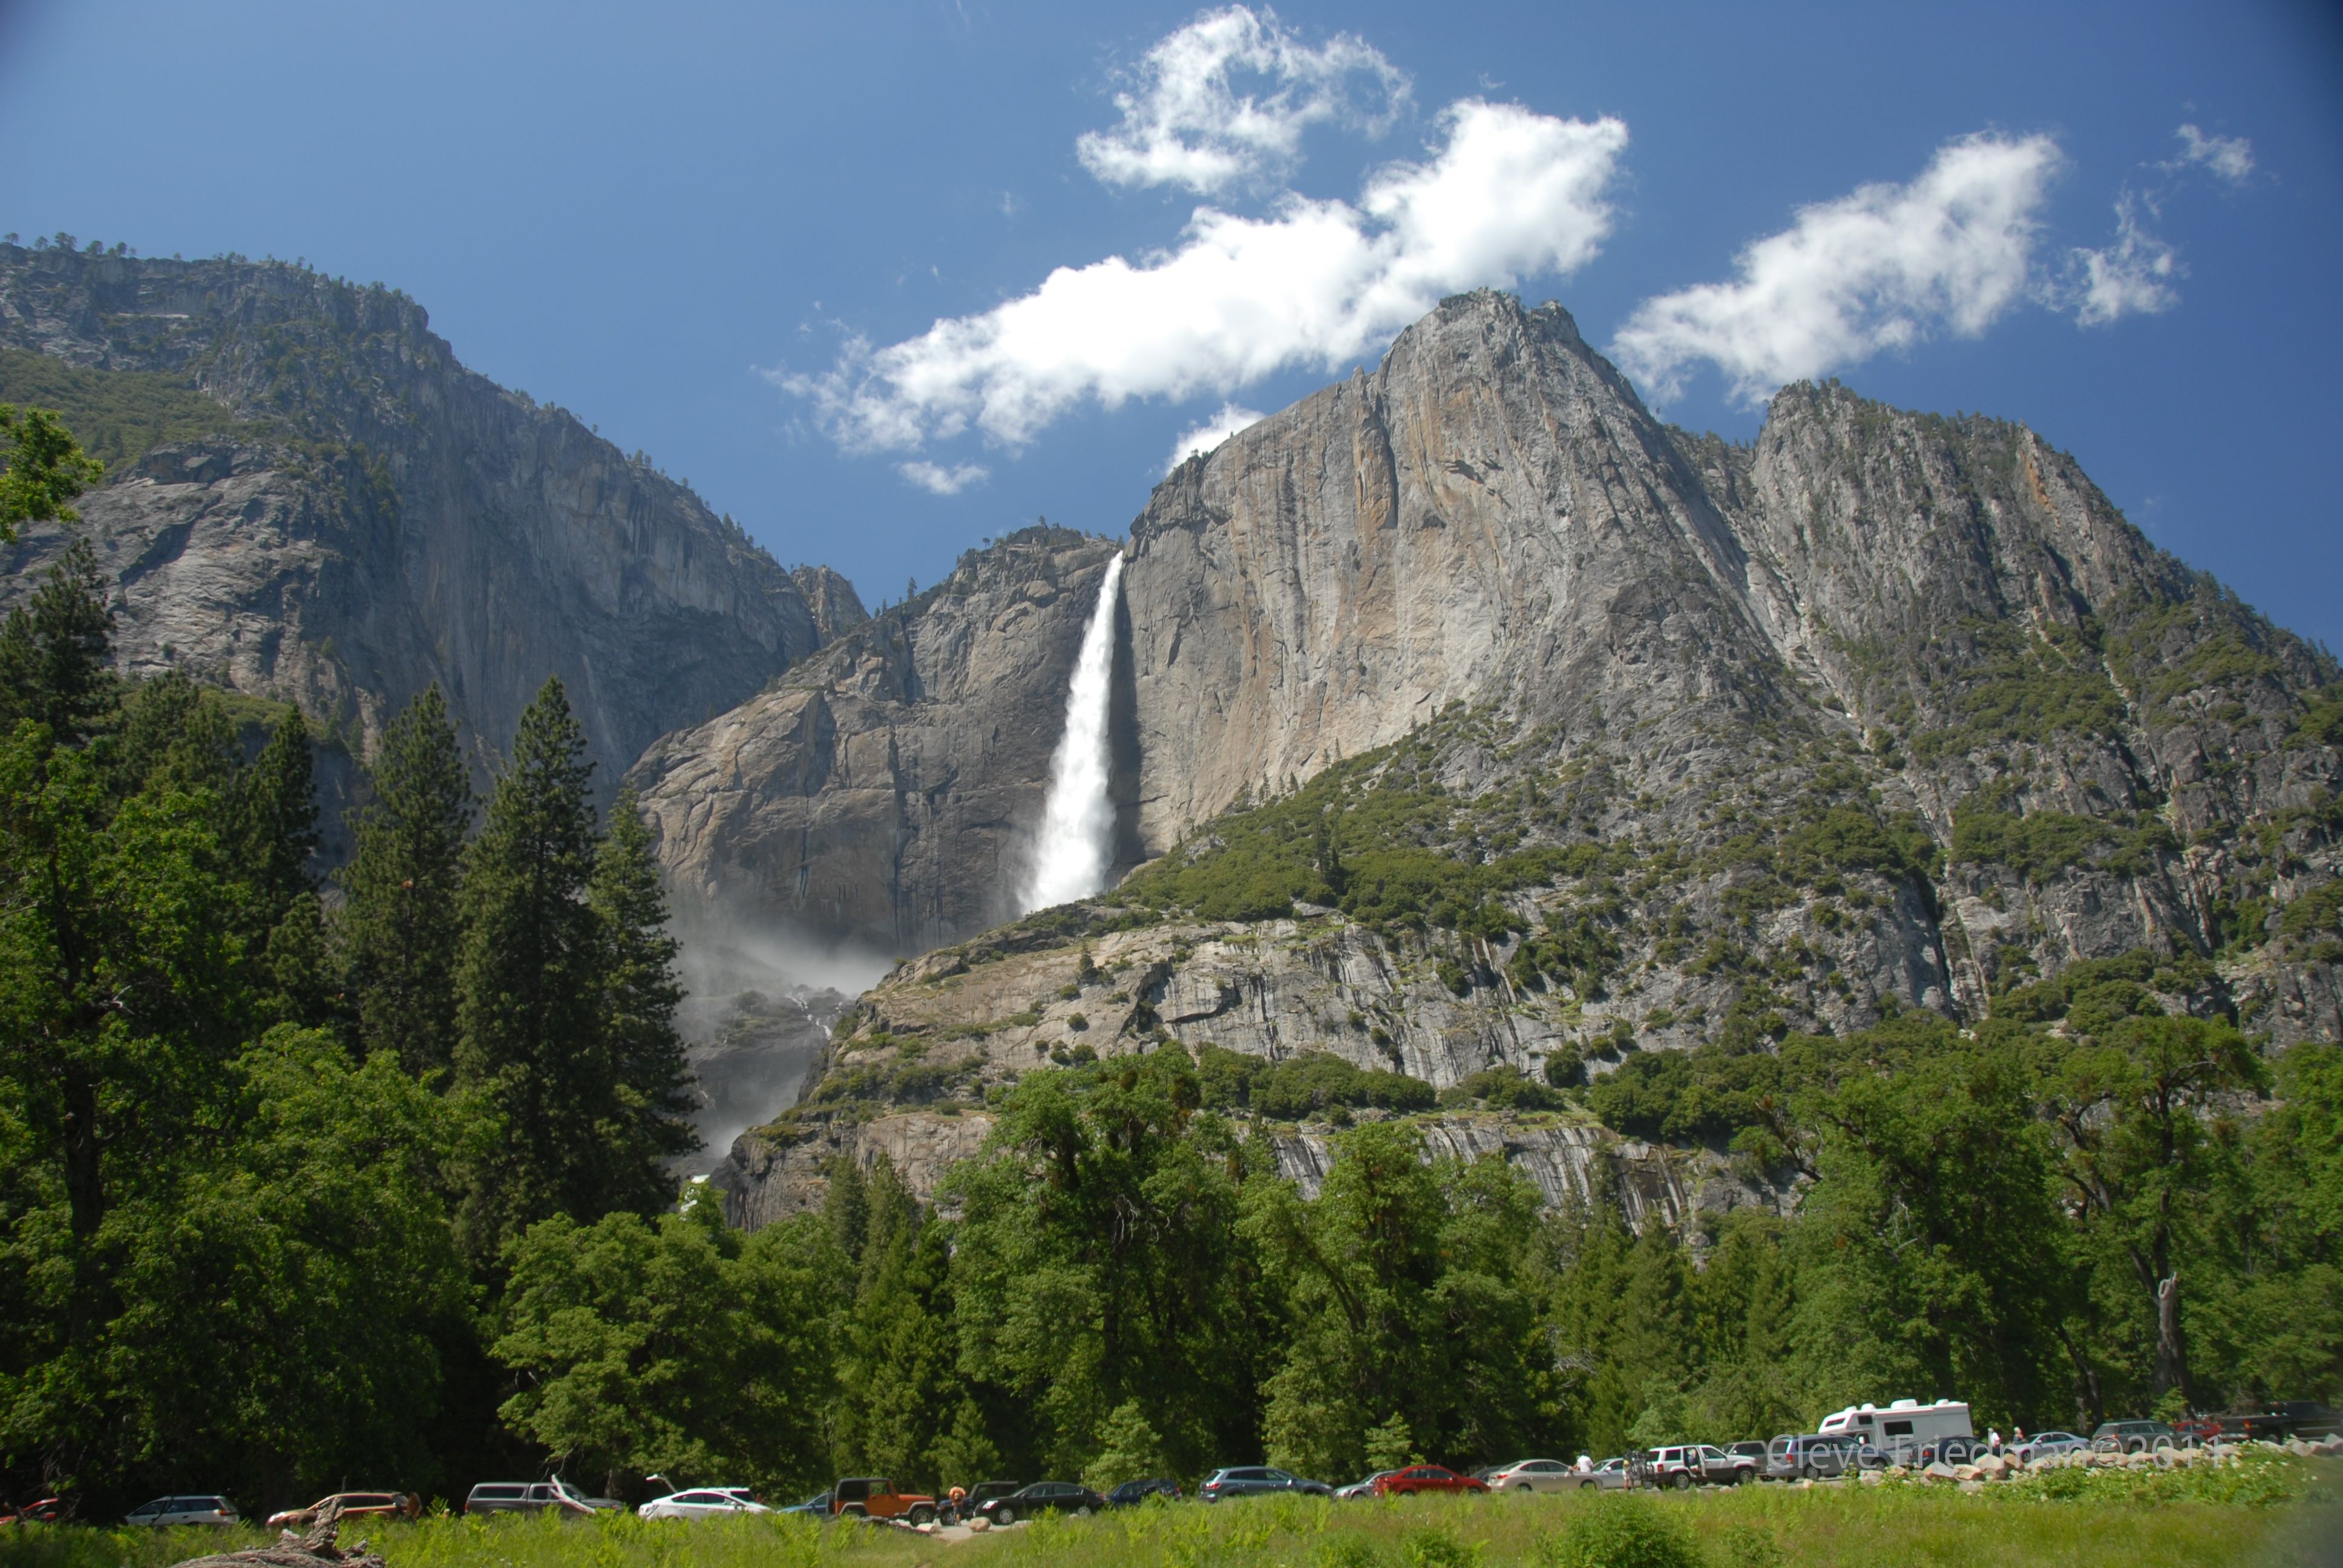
[{"x1": 1023, "y1": 552, "x2": 1126, "y2": 912}]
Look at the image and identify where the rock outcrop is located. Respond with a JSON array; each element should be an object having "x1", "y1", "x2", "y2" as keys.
[
  {"x1": 0, "y1": 244, "x2": 858, "y2": 789},
  {"x1": 631, "y1": 526, "x2": 1127, "y2": 958}
]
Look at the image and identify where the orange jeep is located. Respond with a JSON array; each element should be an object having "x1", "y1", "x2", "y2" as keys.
[{"x1": 830, "y1": 1477, "x2": 937, "y2": 1524}]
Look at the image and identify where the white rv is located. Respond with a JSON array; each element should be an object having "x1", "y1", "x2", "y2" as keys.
[{"x1": 1817, "y1": 1399, "x2": 1976, "y2": 1463}]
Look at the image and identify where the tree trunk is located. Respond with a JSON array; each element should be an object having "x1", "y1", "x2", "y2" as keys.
[{"x1": 2152, "y1": 1272, "x2": 2192, "y2": 1406}]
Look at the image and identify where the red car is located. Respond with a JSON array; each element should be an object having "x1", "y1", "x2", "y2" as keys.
[{"x1": 1370, "y1": 1466, "x2": 1488, "y2": 1497}]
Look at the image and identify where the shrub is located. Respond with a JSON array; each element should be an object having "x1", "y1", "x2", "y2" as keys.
[
  {"x1": 1399, "y1": 1526, "x2": 1478, "y2": 1568},
  {"x1": 1540, "y1": 1495, "x2": 1697, "y2": 1568}
]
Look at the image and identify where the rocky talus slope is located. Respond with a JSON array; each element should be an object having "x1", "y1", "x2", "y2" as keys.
[
  {"x1": 0, "y1": 244, "x2": 859, "y2": 787},
  {"x1": 692, "y1": 291, "x2": 2343, "y2": 1228}
]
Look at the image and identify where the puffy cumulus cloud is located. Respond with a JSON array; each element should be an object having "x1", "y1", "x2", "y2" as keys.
[
  {"x1": 1077, "y1": 7, "x2": 1410, "y2": 194},
  {"x1": 2065, "y1": 194, "x2": 2181, "y2": 327},
  {"x1": 1612, "y1": 133, "x2": 2062, "y2": 407},
  {"x1": 2171, "y1": 123, "x2": 2253, "y2": 184},
  {"x1": 897, "y1": 459, "x2": 989, "y2": 495},
  {"x1": 1165, "y1": 402, "x2": 1266, "y2": 472},
  {"x1": 795, "y1": 100, "x2": 1627, "y2": 452}
]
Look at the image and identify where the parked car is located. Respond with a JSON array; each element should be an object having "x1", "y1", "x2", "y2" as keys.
[
  {"x1": 1201, "y1": 1467, "x2": 1332, "y2": 1501},
  {"x1": 269, "y1": 1494, "x2": 410, "y2": 1528},
  {"x1": 1, "y1": 1500, "x2": 66, "y2": 1525},
  {"x1": 831, "y1": 1477, "x2": 937, "y2": 1524},
  {"x1": 1483, "y1": 1459, "x2": 1576, "y2": 1494},
  {"x1": 1725, "y1": 1442, "x2": 1768, "y2": 1468},
  {"x1": 778, "y1": 1492, "x2": 832, "y2": 1517},
  {"x1": 1103, "y1": 1479, "x2": 1181, "y2": 1508},
  {"x1": 639, "y1": 1490, "x2": 771, "y2": 1520},
  {"x1": 125, "y1": 1497, "x2": 240, "y2": 1528},
  {"x1": 1764, "y1": 1434, "x2": 1879, "y2": 1480},
  {"x1": 1578, "y1": 1459, "x2": 1633, "y2": 1492},
  {"x1": 2011, "y1": 1431, "x2": 2087, "y2": 1464},
  {"x1": 2089, "y1": 1420, "x2": 2178, "y2": 1454},
  {"x1": 974, "y1": 1483, "x2": 1105, "y2": 1525},
  {"x1": 1643, "y1": 1446, "x2": 1748, "y2": 1488},
  {"x1": 1371, "y1": 1466, "x2": 1487, "y2": 1498},
  {"x1": 464, "y1": 1481, "x2": 601, "y2": 1516}
]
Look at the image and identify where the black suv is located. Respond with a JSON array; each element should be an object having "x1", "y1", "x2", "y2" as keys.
[{"x1": 1104, "y1": 1478, "x2": 1182, "y2": 1507}]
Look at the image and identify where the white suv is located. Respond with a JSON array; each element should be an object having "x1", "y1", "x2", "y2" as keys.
[{"x1": 125, "y1": 1496, "x2": 240, "y2": 1527}]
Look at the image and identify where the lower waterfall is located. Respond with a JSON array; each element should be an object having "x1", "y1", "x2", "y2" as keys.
[{"x1": 1024, "y1": 551, "x2": 1126, "y2": 912}]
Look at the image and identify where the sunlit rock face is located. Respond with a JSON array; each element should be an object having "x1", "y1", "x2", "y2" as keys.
[{"x1": 0, "y1": 244, "x2": 850, "y2": 794}]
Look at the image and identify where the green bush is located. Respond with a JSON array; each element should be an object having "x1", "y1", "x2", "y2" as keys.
[
  {"x1": 1197, "y1": 1044, "x2": 1437, "y2": 1119},
  {"x1": 1540, "y1": 1496, "x2": 1697, "y2": 1568},
  {"x1": 1400, "y1": 1526, "x2": 1480, "y2": 1568}
]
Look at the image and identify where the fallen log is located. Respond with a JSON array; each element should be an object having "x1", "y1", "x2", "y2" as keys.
[{"x1": 171, "y1": 1500, "x2": 385, "y2": 1568}]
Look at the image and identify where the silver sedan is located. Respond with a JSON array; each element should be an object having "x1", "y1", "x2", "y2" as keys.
[
  {"x1": 638, "y1": 1490, "x2": 772, "y2": 1520},
  {"x1": 1484, "y1": 1459, "x2": 1578, "y2": 1494}
]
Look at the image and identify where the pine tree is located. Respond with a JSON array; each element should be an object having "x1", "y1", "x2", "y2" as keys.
[
  {"x1": 110, "y1": 671, "x2": 239, "y2": 802},
  {"x1": 587, "y1": 785, "x2": 698, "y2": 1209},
  {"x1": 341, "y1": 685, "x2": 473, "y2": 1075},
  {"x1": 0, "y1": 538, "x2": 117, "y2": 745},
  {"x1": 234, "y1": 708, "x2": 321, "y2": 936},
  {"x1": 451, "y1": 677, "x2": 606, "y2": 1266}
]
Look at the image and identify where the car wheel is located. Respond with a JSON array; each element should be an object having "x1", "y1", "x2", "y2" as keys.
[
  {"x1": 995, "y1": 1508, "x2": 1016, "y2": 1527},
  {"x1": 1670, "y1": 1473, "x2": 1691, "y2": 1491},
  {"x1": 908, "y1": 1506, "x2": 935, "y2": 1526},
  {"x1": 1074, "y1": 1506, "x2": 1092, "y2": 1518}
]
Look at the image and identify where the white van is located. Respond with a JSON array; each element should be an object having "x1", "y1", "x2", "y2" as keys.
[{"x1": 1818, "y1": 1399, "x2": 1976, "y2": 1463}]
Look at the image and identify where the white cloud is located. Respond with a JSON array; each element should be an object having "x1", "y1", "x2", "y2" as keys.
[
  {"x1": 897, "y1": 460, "x2": 989, "y2": 495},
  {"x1": 793, "y1": 100, "x2": 1628, "y2": 452},
  {"x1": 1076, "y1": 7, "x2": 1410, "y2": 194},
  {"x1": 1612, "y1": 133, "x2": 2062, "y2": 407},
  {"x1": 2064, "y1": 193, "x2": 2181, "y2": 327},
  {"x1": 2171, "y1": 123, "x2": 2253, "y2": 184},
  {"x1": 1165, "y1": 402, "x2": 1266, "y2": 472}
]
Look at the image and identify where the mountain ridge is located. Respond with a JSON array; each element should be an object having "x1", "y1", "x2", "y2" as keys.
[
  {"x1": 672, "y1": 291, "x2": 2343, "y2": 1226},
  {"x1": 0, "y1": 242, "x2": 863, "y2": 792}
]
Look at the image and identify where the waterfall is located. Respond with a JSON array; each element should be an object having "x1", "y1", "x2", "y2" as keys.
[{"x1": 1024, "y1": 552, "x2": 1126, "y2": 912}]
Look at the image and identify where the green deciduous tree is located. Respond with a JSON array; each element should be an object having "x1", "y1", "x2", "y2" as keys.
[
  {"x1": 2045, "y1": 1015, "x2": 2263, "y2": 1410},
  {"x1": 493, "y1": 1198, "x2": 844, "y2": 1497},
  {"x1": 0, "y1": 403, "x2": 103, "y2": 543}
]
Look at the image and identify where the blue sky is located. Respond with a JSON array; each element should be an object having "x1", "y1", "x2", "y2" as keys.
[{"x1": 3, "y1": 1, "x2": 2339, "y2": 645}]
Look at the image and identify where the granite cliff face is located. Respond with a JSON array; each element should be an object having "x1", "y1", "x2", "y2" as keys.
[
  {"x1": 688, "y1": 292, "x2": 2342, "y2": 1227},
  {"x1": 0, "y1": 244, "x2": 859, "y2": 788},
  {"x1": 631, "y1": 527, "x2": 1128, "y2": 960}
]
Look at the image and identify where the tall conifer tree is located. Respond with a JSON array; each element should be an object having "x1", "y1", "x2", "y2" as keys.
[
  {"x1": 235, "y1": 708, "x2": 321, "y2": 935},
  {"x1": 588, "y1": 785, "x2": 698, "y2": 1208},
  {"x1": 452, "y1": 677, "x2": 607, "y2": 1266},
  {"x1": 341, "y1": 685, "x2": 473, "y2": 1075},
  {"x1": 0, "y1": 539, "x2": 117, "y2": 745}
]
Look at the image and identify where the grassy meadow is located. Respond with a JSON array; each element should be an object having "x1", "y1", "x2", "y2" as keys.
[{"x1": 5, "y1": 1460, "x2": 2336, "y2": 1568}]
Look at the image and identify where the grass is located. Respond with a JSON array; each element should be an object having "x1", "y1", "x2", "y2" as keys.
[{"x1": 7, "y1": 1463, "x2": 2335, "y2": 1568}]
